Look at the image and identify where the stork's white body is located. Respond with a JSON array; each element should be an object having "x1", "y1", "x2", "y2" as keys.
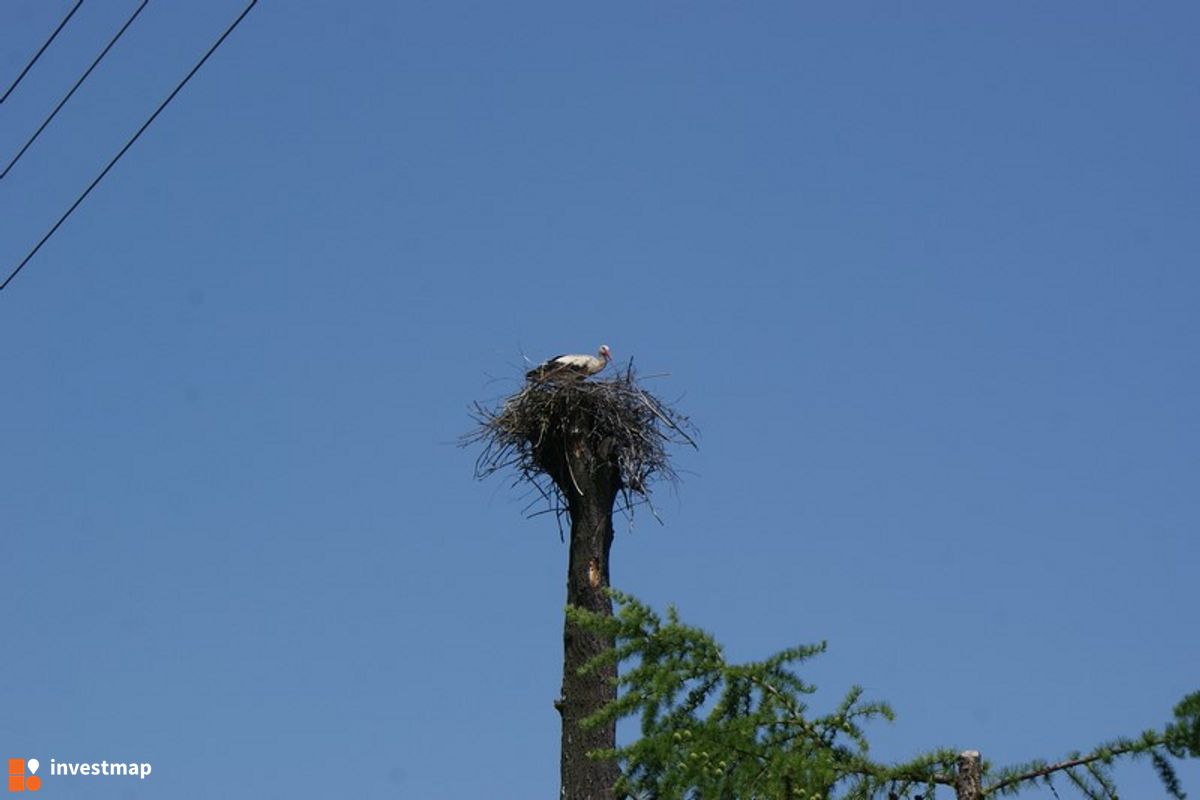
[{"x1": 526, "y1": 345, "x2": 612, "y2": 382}]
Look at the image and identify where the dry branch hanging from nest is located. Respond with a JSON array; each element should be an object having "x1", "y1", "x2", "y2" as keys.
[{"x1": 465, "y1": 361, "x2": 697, "y2": 529}]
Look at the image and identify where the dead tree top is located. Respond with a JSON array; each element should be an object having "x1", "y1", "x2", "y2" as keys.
[{"x1": 465, "y1": 361, "x2": 696, "y2": 528}]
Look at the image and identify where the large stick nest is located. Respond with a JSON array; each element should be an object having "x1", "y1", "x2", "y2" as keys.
[{"x1": 465, "y1": 362, "x2": 697, "y2": 531}]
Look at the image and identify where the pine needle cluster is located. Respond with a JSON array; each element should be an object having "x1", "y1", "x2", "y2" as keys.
[
  {"x1": 569, "y1": 592, "x2": 1200, "y2": 800},
  {"x1": 986, "y1": 692, "x2": 1200, "y2": 800}
]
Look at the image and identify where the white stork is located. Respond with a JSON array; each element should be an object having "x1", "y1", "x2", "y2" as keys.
[{"x1": 526, "y1": 345, "x2": 612, "y2": 382}]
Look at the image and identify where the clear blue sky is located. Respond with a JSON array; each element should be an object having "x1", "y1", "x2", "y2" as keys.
[{"x1": 2, "y1": 2, "x2": 1196, "y2": 797}]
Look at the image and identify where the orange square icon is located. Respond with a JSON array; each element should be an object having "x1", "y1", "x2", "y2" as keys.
[
  {"x1": 6, "y1": 761, "x2": 21, "y2": 778},
  {"x1": 7, "y1": 774, "x2": 24, "y2": 792}
]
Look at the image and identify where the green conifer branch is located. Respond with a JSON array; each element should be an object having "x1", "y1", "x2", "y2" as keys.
[{"x1": 570, "y1": 591, "x2": 1199, "y2": 800}]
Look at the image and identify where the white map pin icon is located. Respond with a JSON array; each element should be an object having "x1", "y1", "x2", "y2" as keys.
[{"x1": 26, "y1": 759, "x2": 39, "y2": 775}]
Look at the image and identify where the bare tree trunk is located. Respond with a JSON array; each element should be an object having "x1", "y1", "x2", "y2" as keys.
[
  {"x1": 955, "y1": 750, "x2": 983, "y2": 800},
  {"x1": 470, "y1": 370, "x2": 694, "y2": 799},
  {"x1": 557, "y1": 435, "x2": 621, "y2": 800}
]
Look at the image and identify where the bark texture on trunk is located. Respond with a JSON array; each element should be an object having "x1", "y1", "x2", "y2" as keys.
[
  {"x1": 955, "y1": 750, "x2": 983, "y2": 800},
  {"x1": 557, "y1": 435, "x2": 621, "y2": 800}
]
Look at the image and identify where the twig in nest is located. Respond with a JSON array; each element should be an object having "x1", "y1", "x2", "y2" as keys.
[{"x1": 463, "y1": 361, "x2": 696, "y2": 525}]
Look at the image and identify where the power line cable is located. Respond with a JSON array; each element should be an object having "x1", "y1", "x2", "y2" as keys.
[
  {"x1": 1, "y1": 0, "x2": 150, "y2": 181},
  {"x1": 1, "y1": 0, "x2": 258, "y2": 292},
  {"x1": 1, "y1": 0, "x2": 85, "y2": 104}
]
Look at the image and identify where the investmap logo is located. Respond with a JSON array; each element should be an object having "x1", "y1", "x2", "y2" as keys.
[
  {"x1": 7, "y1": 757, "x2": 152, "y2": 792},
  {"x1": 7, "y1": 760, "x2": 40, "y2": 793}
]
